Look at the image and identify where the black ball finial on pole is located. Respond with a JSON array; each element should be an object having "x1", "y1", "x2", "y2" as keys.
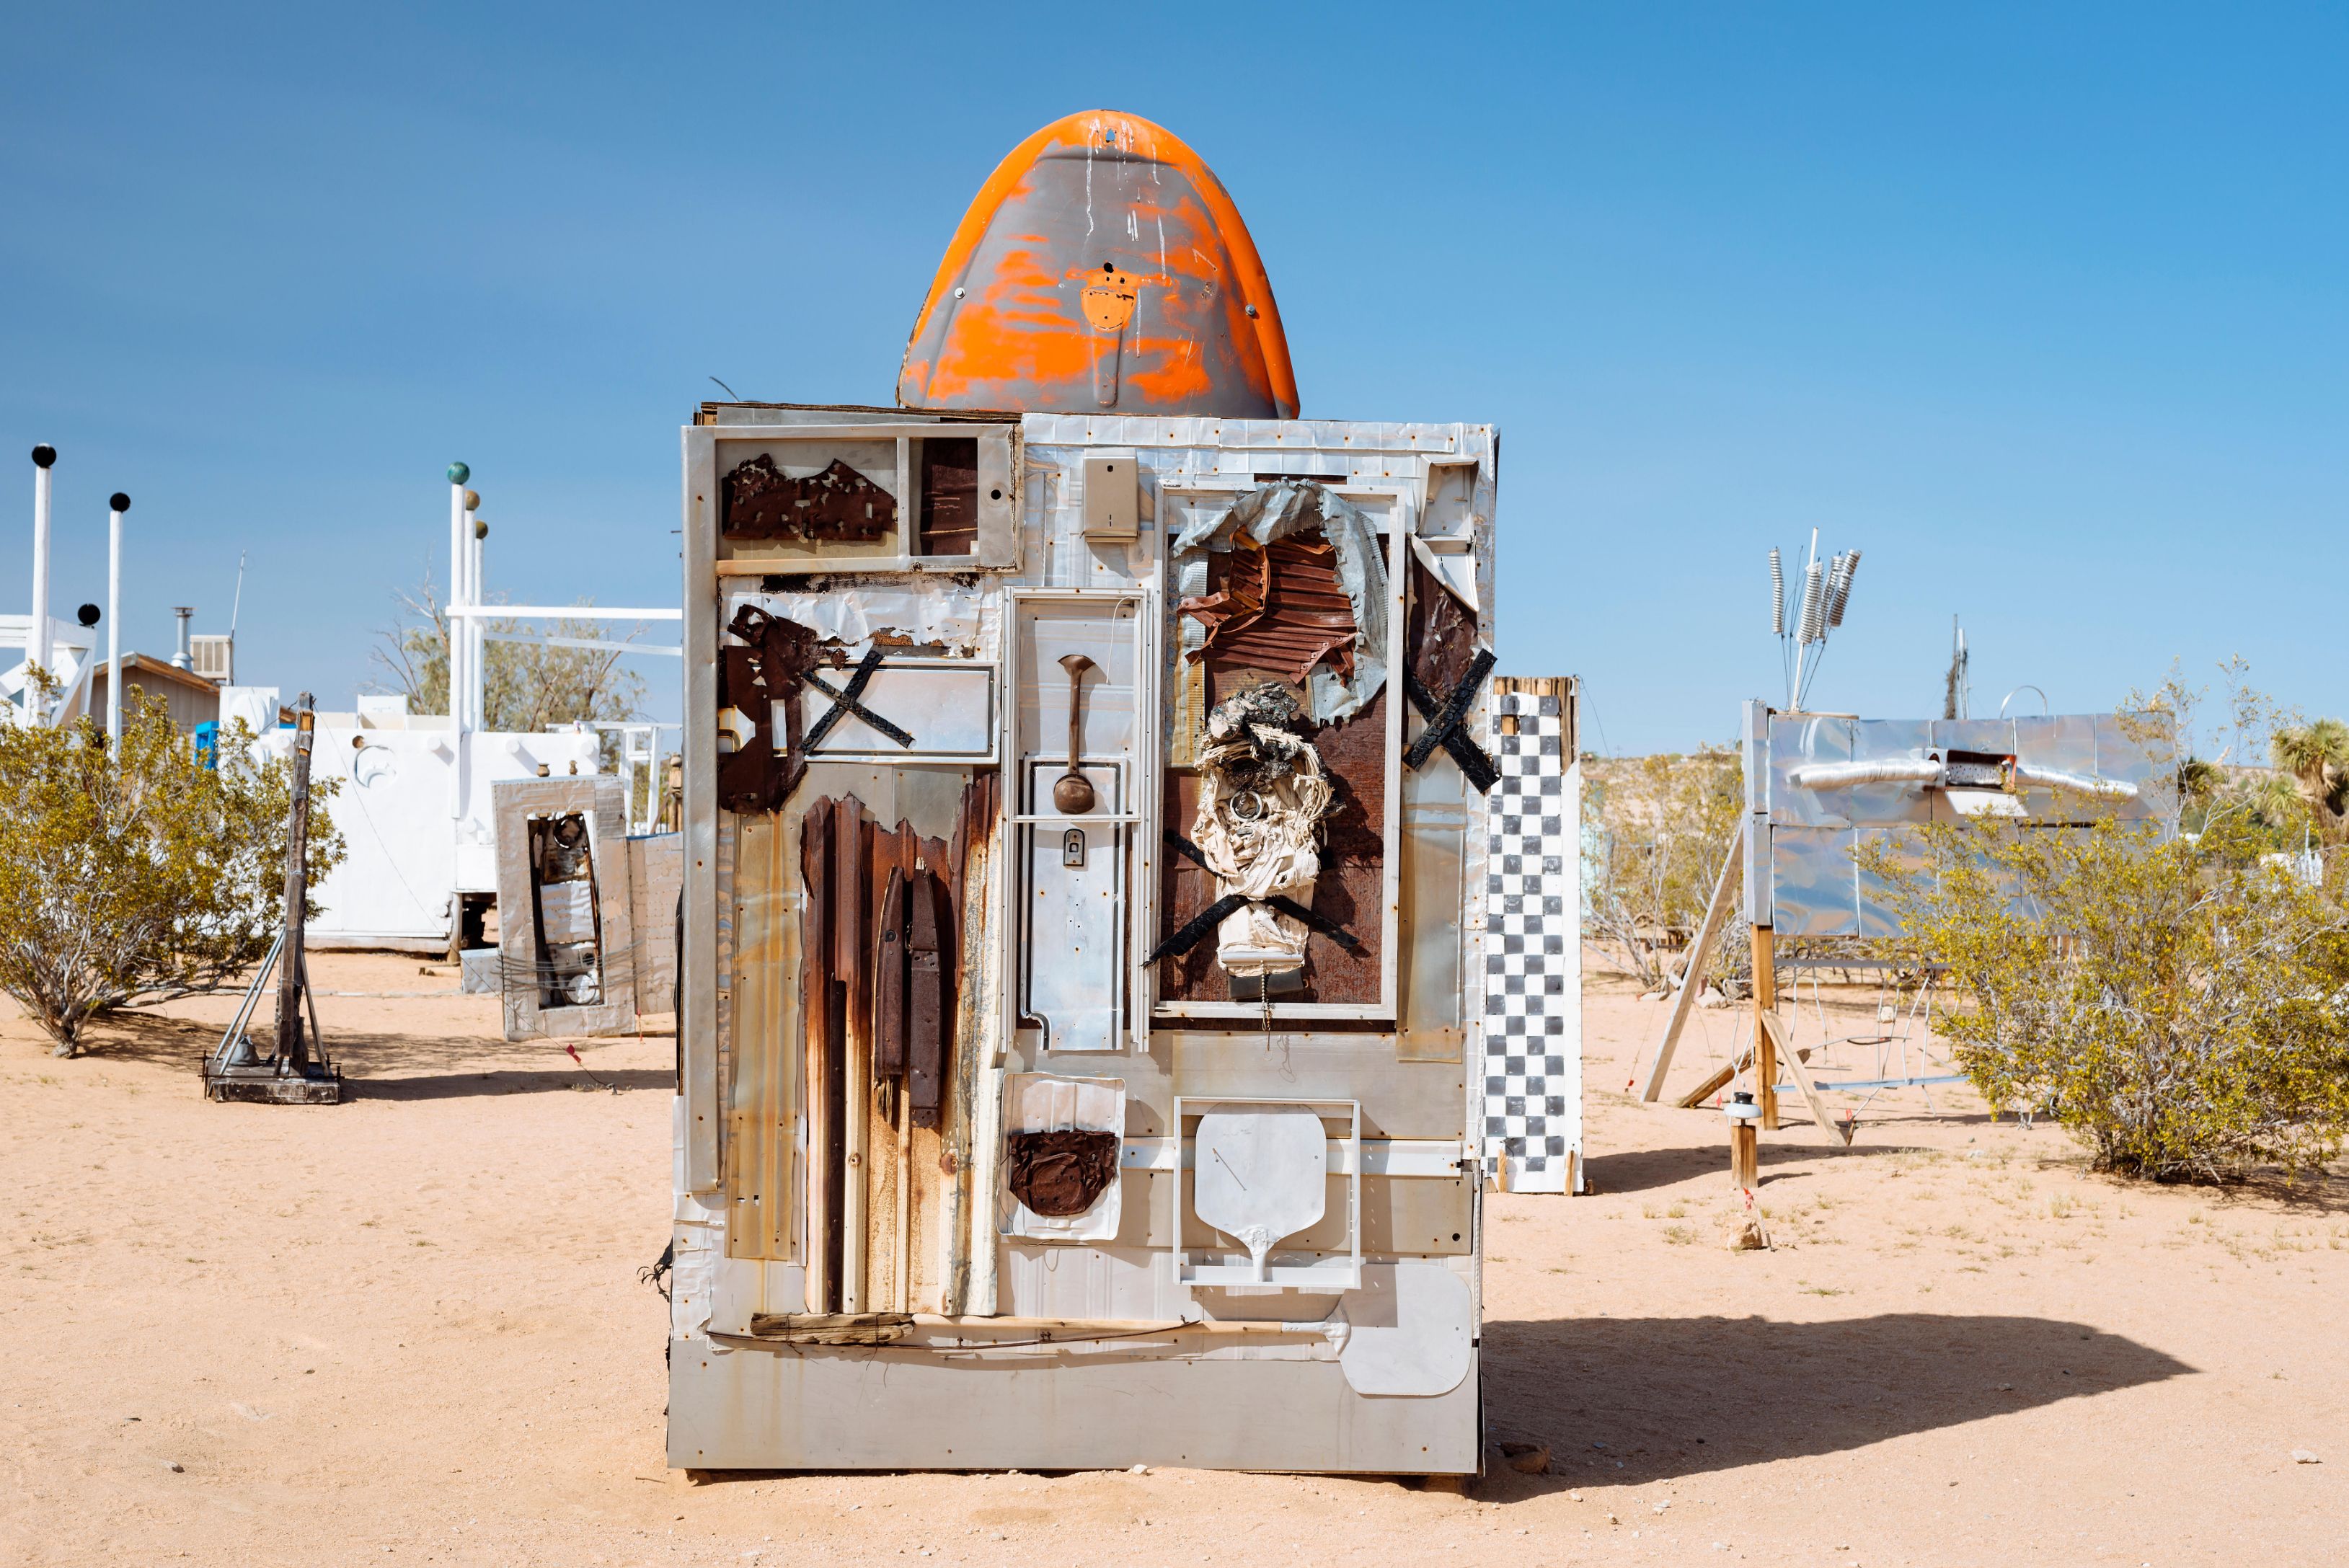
[
  {"x1": 32, "y1": 443, "x2": 56, "y2": 468},
  {"x1": 77, "y1": 603, "x2": 101, "y2": 627},
  {"x1": 110, "y1": 492, "x2": 132, "y2": 513}
]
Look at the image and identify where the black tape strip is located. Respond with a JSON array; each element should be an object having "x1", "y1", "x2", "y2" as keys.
[
  {"x1": 1265, "y1": 895, "x2": 1366, "y2": 954},
  {"x1": 1404, "y1": 647, "x2": 1496, "y2": 770},
  {"x1": 802, "y1": 650, "x2": 914, "y2": 749},
  {"x1": 1163, "y1": 829, "x2": 1211, "y2": 870},
  {"x1": 1146, "y1": 892, "x2": 1250, "y2": 964},
  {"x1": 1158, "y1": 831, "x2": 1364, "y2": 954},
  {"x1": 1404, "y1": 673, "x2": 1499, "y2": 792}
]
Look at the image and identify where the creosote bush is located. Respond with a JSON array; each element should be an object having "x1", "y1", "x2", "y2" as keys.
[
  {"x1": 1582, "y1": 745, "x2": 1745, "y2": 991},
  {"x1": 1867, "y1": 673, "x2": 2349, "y2": 1182},
  {"x1": 0, "y1": 690, "x2": 343, "y2": 1055}
]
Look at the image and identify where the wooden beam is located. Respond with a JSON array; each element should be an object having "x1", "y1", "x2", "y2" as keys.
[
  {"x1": 1674, "y1": 1040, "x2": 1814, "y2": 1109},
  {"x1": 1638, "y1": 817, "x2": 1745, "y2": 1102},
  {"x1": 1760, "y1": 1009, "x2": 1854, "y2": 1148},
  {"x1": 1753, "y1": 923, "x2": 1779, "y2": 1130}
]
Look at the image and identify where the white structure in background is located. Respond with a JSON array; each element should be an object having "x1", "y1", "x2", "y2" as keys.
[
  {"x1": 4, "y1": 444, "x2": 102, "y2": 726},
  {"x1": 257, "y1": 462, "x2": 681, "y2": 951}
]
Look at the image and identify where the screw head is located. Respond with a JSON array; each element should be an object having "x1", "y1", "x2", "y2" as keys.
[
  {"x1": 30, "y1": 443, "x2": 56, "y2": 468},
  {"x1": 110, "y1": 492, "x2": 131, "y2": 513},
  {"x1": 446, "y1": 461, "x2": 470, "y2": 484}
]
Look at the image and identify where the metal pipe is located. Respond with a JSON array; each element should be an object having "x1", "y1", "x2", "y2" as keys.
[
  {"x1": 106, "y1": 492, "x2": 129, "y2": 748},
  {"x1": 172, "y1": 606, "x2": 193, "y2": 668},
  {"x1": 2012, "y1": 762, "x2": 2137, "y2": 799},
  {"x1": 1787, "y1": 758, "x2": 1943, "y2": 789},
  {"x1": 28, "y1": 445, "x2": 56, "y2": 717}
]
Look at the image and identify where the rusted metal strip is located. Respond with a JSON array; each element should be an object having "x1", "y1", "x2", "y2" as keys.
[
  {"x1": 799, "y1": 797, "x2": 835, "y2": 1311},
  {"x1": 907, "y1": 869, "x2": 948, "y2": 1129},
  {"x1": 874, "y1": 867, "x2": 908, "y2": 1079}
]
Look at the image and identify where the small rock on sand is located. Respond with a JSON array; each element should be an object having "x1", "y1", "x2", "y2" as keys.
[{"x1": 2291, "y1": 1449, "x2": 2320, "y2": 1464}]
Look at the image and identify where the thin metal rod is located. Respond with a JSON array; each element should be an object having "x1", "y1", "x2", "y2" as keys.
[
  {"x1": 447, "y1": 479, "x2": 466, "y2": 819},
  {"x1": 445, "y1": 604, "x2": 683, "y2": 620},
  {"x1": 477, "y1": 632, "x2": 682, "y2": 656},
  {"x1": 28, "y1": 452, "x2": 52, "y2": 718},
  {"x1": 105, "y1": 503, "x2": 123, "y2": 748}
]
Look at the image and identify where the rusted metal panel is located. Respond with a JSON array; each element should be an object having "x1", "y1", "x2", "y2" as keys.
[
  {"x1": 906, "y1": 869, "x2": 948, "y2": 1129},
  {"x1": 1180, "y1": 535, "x2": 1358, "y2": 684},
  {"x1": 717, "y1": 607, "x2": 820, "y2": 815},
  {"x1": 727, "y1": 813, "x2": 798, "y2": 1261},
  {"x1": 875, "y1": 867, "x2": 909, "y2": 1078},
  {"x1": 1405, "y1": 554, "x2": 1477, "y2": 701},
  {"x1": 1006, "y1": 1130, "x2": 1120, "y2": 1215},
  {"x1": 799, "y1": 797, "x2": 838, "y2": 1310},
  {"x1": 723, "y1": 453, "x2": 895, "y2": 543},
  {"x1": 916, "y1": 437, "x2": 978, "y2": 557}
]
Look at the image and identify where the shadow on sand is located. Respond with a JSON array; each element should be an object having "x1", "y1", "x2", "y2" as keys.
[
  {"x1": 1479, "y1": 1311, "x2": 2193, "y2": 1493},
  {"x1": 60, "y1": 1011, "x2": 675, "y2": 1099}
]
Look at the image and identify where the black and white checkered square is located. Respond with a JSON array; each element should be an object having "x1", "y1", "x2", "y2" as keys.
[{"x1": 1483, "y1": 689, "x2": 1580, "y2": 1192}]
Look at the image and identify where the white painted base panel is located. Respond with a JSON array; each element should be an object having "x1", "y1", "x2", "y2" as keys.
[{"x1": 667, "y1": 1339, "x2": 1479, "y2": 1474}]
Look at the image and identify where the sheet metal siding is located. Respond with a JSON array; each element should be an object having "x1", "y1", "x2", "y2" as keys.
[
  {"x1": 1760, "y1": 712, "x2": 2167, "y2": 938},
  {"x1": 677, "y1": 414, "x2": 1495, "y2": 1471}
]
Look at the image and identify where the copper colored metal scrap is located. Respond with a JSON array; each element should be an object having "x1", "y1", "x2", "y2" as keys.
[
  {"x1": 904, "y1": 870, "x2": 949, "y2": 1128},
  {"x1": 874, "y1": 868, "x2": 909, "y2": 1079},
  {"x1": 717, "y1": 606, "x2": 820, "y2": 814},
  {"x1": 1005, "y1": 1130, "x2": 1120, "y2": 1217},
  {"x1": 722, "y1": 453, "x2": 895, "y2": 543},
  {"x1": 1179, "y1": 533, "x2": 1357, "y2": 684}
]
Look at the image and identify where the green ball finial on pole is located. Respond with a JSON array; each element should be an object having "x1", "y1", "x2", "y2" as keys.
[{"x1": 446, "y1": 461, "x2": 470, "y2": 484}]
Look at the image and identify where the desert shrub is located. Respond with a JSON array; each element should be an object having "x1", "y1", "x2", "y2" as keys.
[
  {"x1": 0, "y1": 692, "x2": 343, "y2": 1055},
  {"x1": 1867, "y1": 673, "x2": 2349, "y2": 1181},
  {"x1": 1583, "y1": 745, "x2": 1744, "y2": 990}
]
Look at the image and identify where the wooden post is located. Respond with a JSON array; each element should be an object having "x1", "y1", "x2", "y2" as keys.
[
  {"x1": 274, "y1": 696, "x2": 316, "y2": 1073},
  {"x1": 1752, "y1": 923, "x2": 1778, "y2": 1130},
  {"x1": 1729, "y1": 1120, "x2": 1759, "y2": 1190}
]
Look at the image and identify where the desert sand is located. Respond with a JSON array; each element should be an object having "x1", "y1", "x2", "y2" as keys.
[{"x1": 2, "y1": 952, "x2": 2341, "y2": 1567}]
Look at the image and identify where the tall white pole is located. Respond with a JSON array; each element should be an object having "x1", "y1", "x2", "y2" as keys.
[
  {"x1": 466, "y1": 504, "x2": 485, "y2": 734},
  {"x1": 446, "y1": 462, "x2": 469, "y2": 818},
  {"x1": 105, "y1": 492, "x2": 130, "y2": 748},
  {"x1": 28, "y1": 444, "x2": 56, "y2": 718}
]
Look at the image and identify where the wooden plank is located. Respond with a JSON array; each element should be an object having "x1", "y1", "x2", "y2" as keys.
[
  {"x1": 1673, "y1": 1040, "x2": 1815, "y2": 1110},
  {"x1": 1754, "y1": 923, "x2": 1779, "y2": 1130},
  {"x1": 1760, "y1": 1009, "x2": 1854, "y2": 1148},
  {"x1": 1638, "y1": 816, "x2": 1745, "y2": 1102}
]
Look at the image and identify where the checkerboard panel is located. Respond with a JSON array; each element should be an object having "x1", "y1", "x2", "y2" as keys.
[{"x1": 1483, "y1": 689, "x2": 1582, "y2": 1193}]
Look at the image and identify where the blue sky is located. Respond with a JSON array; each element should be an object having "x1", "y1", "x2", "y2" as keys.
[{"x1": 4, "y1": 4, "x2": 2341, "y2": 751}]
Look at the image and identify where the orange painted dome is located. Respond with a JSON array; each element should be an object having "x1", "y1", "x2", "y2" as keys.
[{"x1": 898, "y1": 110, "x2": 1299, "y2": 419}]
